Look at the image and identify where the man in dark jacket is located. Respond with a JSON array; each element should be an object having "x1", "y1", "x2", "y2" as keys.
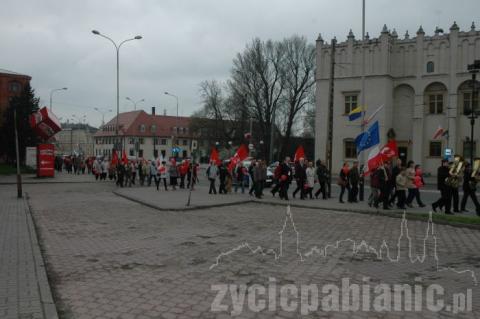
[
  {"x1": 314, "y1": 160, "x2": 328, "y2": 199},
  {"x1": 432, "y1": 159, "x2": 450, "y2": 213},
  {"x1": 279, "y1": 157, "x2": 292, "y2": 200},
  {"x1": 460, "y1": 161, "x2": 480, "y2": 215},
  {"x1": 218, "y1": 163, "x2": 228, "y2": 194},
  {"x1": 292, "y1": 158, "x2": 306, "y2": 199},
  {"x1": 389, "y1": 158, "x2": 402, "y2": 206},
  {"x1": 348, "y1": 161, "x2": 360, "y2": 202}
]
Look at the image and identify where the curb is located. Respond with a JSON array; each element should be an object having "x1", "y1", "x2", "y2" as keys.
[
  {"x1": 112, "y1": 190, "x2": 251, "y2": 211},
  {"x1": 23, "y1": 194, "x2": 59, "y2": 319},
  {"x1": 112, "y1": 189, "x2": 480, "y2": 230}
]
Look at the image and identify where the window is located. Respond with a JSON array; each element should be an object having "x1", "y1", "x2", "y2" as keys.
[
  {"x1": 129, "y1": 138, "x2": 134, "y2": 144},
  {"x1": 183, "y1": 139, "x2": 188, "y2": 146},
  {"x1": 344, "y1": 139, "x2": 356, "y2": 159},
  {"x1": 151, "y1": 125, "x2": 156, "y2": 133},
  {"x1": 129, "y1": 149, "x2": 134, "y2": 156},
  {"x1": 429, "y1": 141, "x2": 442, "y2": 157},
  {"x1": 344, "y1": 94, "x2": 358, "y2": 114},
  {"x1": 463, "y1": 140, "x2": 476, "y2": 159},
  {"x1": 428, "y1": 94, "x2": 443, "y2": 114},
  {"x1": 9, "y1": 82, "x2": 21, "y2": 93},
  {"x1": 139, "y1": 124, "x2": 146, "y2": 132},
  {"x1": 463, "y1": 92, "x2": 479, "y2": 115},
  {"x1": 139, "y1": 138, "x2": 144, "y2": 145},
  {"x1": 426, "y1": 61, "x2": 434, "y2": 73},
  {"x1": 161, "y1": 139, "x2": 167, "y2": 145}
]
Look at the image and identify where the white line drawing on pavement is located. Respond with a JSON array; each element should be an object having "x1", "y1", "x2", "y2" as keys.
[{"x1": 209, "y1": 206, "x2": 478, "y2": 285}]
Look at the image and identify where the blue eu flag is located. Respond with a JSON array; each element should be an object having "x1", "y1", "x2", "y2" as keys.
[{"x1": 355, "y1": 121, "x2": 380, "y2": 154}]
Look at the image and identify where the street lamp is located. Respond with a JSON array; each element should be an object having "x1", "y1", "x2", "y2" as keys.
[
  {"x1": 92, "y1": 29, "x2": 142, "y2": 153},
  {"x1": 164, "y1": 91, "x2": 179, "y2": 155},
  {"x1": 467, "y1": 60, "x2": 480, "y2": 164},
  {"x1": 94, "y1": 107, "x2": 113, "y2": 127},
  {"x1": 49, "y1": 87, "x2": 68, "y2": 111},
  {"x1": 125, "y1": 97, "x2": 145, "y2": 110}
]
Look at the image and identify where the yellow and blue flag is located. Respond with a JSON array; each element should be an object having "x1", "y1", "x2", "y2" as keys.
[{"x1": 348, "y1": 106, "x2": 364, "y2": 121}]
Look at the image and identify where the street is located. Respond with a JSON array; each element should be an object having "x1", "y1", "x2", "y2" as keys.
[{"x1": 1, "y1": 175, "x2": 479, "y2": 318}]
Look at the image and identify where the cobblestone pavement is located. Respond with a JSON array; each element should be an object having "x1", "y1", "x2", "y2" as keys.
[
  {"x1": 0, "y1": 186, "x2": 57, "y2": 319},
  {"x1": 24, "y1": 182, "x2": 480, "y2": 318}
]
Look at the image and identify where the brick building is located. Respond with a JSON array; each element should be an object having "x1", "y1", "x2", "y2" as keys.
[{"x1": 0, "y1": 68, "x2": 32, "y2": 114}]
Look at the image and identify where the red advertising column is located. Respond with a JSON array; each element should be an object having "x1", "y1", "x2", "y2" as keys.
[{"x1": 37, "y1": 144, "x2": 55, "y2": 177}]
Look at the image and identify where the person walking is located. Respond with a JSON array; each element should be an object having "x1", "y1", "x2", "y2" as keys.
[
  {"x1": 148, "y1": 160, "x2": 157, "y2": 187},
  {"x1": 413, "y1": 165, "x2": 426, "y2": 207},
  {"x1": 348, "y1": 161, "x2": 360, "y2": 202},
  {"x1": 432, "y1": 159, "x2": 449, "y2": 212},
  {"x1": 293, "y1": 158, "x2": 307, "y2": 199},
  {"x1": 314, "y1": 160, "x2": 328, "y2": 199},
  {"x1": 460, "y1": 161, "x2": 480, "y2": 215},
  {"x1": 235, "y1": 162, "x2": 246, "y2": 194},
  {"x1": 157, "y1": 161, "x2": 168, "y2": 191},
  {"x1": 389, "y1": 158, "x2": 403, "y2": 206},
  {"x1": 279, "y1": 157, "x2": 292, "y2": 200},
  {"x1": 218, "y1": 163, "x2": 228, "y2": 194},
  {"x1": 305, "y1": 161, "x2": 315, "y2": 199},
  {"x1": 169, "y1": 160, "x2": 179, "y2": 190},
  {"x1": 270, "y1": 162, "x2": 282, "y2": 197},
  {"x1": 405, "y1": 161, "x2": 416, "y2": 207},
  {"x1": 116, "y1": 163, "x2": 125, "y2": 187},
  {"x1": 207, "y1": 160, "x2": 219, "y2": 194},
  {"x1": 338, "y1": 162, "x2": 350, "y2": 203},
  {"x1": 248, "y1": 161, "x2": 256, "y2": 196},
  {"x1": 395, "y1": 166, "x2": 407, "y2": 209}
]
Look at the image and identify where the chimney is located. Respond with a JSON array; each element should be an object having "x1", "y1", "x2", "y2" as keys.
[{"x1": 151, "y1": 106, "x2": 155, "y2": 115}]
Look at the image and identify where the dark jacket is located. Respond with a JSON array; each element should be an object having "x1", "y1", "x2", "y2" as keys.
[
  {"x1": 280, "y1": 163, "x2": 292, "y2": 182},
  {"x1": 316, "y1": 164, "x2": 328, "y2": 183},
  {"x1": 294, "y1": 163, "x2": 306, "y2": 180},
  {"x1": 348, "y1": 166, "x2": 360, "y2": 185},
  {"x1": 437, "y1": 166, "x2": 449, "y2": 190}
]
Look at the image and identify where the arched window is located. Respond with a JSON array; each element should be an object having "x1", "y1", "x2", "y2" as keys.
[
  {"x1": 426, "y1": 61, "x2": 434, "y2": 73},
  {"x1": 458, "y1": 80, "x2": 480, "y2": 115}
]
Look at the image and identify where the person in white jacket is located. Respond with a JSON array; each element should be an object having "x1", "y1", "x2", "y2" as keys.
[{"x1": 305, "y1": 161, "x2": 316, "y2": 199}]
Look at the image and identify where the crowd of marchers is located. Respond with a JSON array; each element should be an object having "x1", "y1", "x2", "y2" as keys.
[{"x1": 55, "y1": 154, "x2": 480, "y2": 217}]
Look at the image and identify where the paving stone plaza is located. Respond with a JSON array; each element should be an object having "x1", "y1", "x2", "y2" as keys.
[{"x1": 1, "y1": 174, "x2": 480, "y2": 318}]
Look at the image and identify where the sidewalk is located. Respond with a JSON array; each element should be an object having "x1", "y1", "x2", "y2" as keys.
[
  {"x1": 0, "y1": 172, "x2": 96, "y2": 185},
  {"x1": 0, "y1": 186, "x2": 58, "y2": 319}
]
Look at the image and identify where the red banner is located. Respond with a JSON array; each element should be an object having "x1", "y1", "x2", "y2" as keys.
[{"x1": 37, "y1": 144, "x2": 55, "y2": 177}]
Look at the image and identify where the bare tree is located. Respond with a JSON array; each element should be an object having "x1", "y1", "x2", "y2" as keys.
[
  {"x1": 278, "y1": 35, "x2": 316, "y2": 158},
  {"x1": 229, "y1": 38, "x2": 286, "y2": 160}
]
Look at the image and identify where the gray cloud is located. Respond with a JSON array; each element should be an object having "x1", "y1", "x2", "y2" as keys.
[{"x1": 1, "y1": 0, "x2": 477, "y2": 127}]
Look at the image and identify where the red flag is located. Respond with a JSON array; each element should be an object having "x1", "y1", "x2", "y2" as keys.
[
  {"x1": 111, "y1": 150, "x2": 118, "y2": 166},
  {"x1": 380, "y1": 140, "x2": 398, "y2": 160},
  {"x1": 210, "y1": 147, "x2": 221, "y2": 165},
  {"x1": 122, "y1": 150, "x2": 128, "y2": 164},
  {"x1": 294, "y1": 145, "x2": 305, "y2": 162},
  {"x1": 227, "y1": 144, "x2": 249, "y2": 172}
]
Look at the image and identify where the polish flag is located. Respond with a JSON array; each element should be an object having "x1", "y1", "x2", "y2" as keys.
[
  {"x1": 364, "y1": 140, "x2": 398, "y2": 175},
  {"x1": 432, "y1": 126, "x2": 445, "y2": 139}
]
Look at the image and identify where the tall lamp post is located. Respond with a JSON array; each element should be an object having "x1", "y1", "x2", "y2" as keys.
[
  {"x1": 94, "y1": 107, "x2": 113, "y2": 127},
  {"x1": 92, "y1": 29, "x2": 142, "y2": 153},
  {"x1": 467, "y1": 60, "x2": 480, "y2": 165},
  {"x1": 49, "y1": 87, "x2": 68, "y2": 111},
  {"x1": 164, "y1": 92, "x2": 179, "y2": 157},
  {"x1": 126, "y1": 97, "x2": 145, "y2": 110}
]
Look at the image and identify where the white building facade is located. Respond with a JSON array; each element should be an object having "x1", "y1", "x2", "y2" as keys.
[{"x1": 315, "y1": 22, "x2": 480, "y2": 175}]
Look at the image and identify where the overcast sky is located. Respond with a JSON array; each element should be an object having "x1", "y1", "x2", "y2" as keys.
[{"x1": 1, "y1": 0, "x2": 478, "y2": 127}]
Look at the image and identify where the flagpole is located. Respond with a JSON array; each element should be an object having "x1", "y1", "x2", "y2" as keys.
[{"x1": 359, "y1": 0, "x2": 367, "y2": 201}]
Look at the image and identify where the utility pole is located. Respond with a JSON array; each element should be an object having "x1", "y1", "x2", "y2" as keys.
[
  {"x1": 359, "y1": 0, "x2": 367, "y2": 201},
  {"x1": 467, "y1": 60, "x2": 480, "y2": 164},
  {"x1": 14, "y1": 105, "x2": 22, "y2": 198},
  {"x1": 326, "y1": 37, "x2": 336, "y2": 198}
]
